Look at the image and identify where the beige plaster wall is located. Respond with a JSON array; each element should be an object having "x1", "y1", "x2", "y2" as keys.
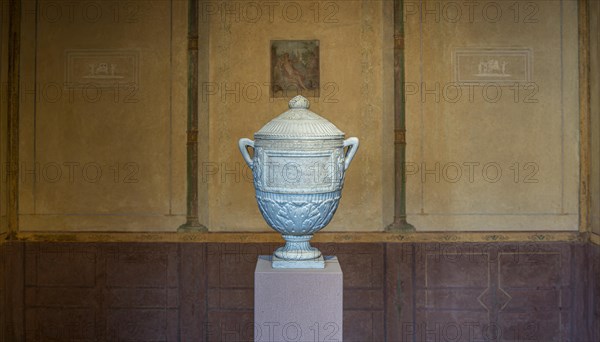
[
  {"x1": 13, "y1": 0, "x2": 582, "y2": 233},
  {"x1": 590, "y1": 0, "x2": 600, "y2": 235},
  {"x1": 404, "y1": 0, "x2": 580, "y2": 230},
  {"x1": 18, "y1": 0, "x2": 189, "y2": 231},
  {"x1": 204, "y1": 0, "x2": 392, "y2": 231}
]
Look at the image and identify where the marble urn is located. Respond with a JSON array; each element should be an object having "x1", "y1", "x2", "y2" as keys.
[{"x1": 239, "y1": 95, "x2": 359, "y2": 268}]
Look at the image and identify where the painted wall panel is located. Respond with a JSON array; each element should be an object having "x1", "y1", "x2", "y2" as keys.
[
  {"x1": 405, "y1": 0, "x2": 580, "y2": 230},
  {"x1": 18, "y1": 0, "x2": 188, "y2": 231},
  {"x1": 205, "y1": 0, "x2": 392, "y2": 231}
]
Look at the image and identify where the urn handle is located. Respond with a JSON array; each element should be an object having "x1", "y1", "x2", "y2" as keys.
[
  {"x1": 238, "y1": 138, "x2": 255, "y2": 168},
  {"x1": 343, "y1": 137, "x2": 359, "y2": 171}
]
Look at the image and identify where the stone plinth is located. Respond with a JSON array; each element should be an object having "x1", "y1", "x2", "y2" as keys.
[{"x1": 254, "y1": 255, "x2": 343, "y2": 342}]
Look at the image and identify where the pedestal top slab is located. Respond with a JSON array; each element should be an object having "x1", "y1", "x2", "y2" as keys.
[{"x1": 255, "y1": 255, "x2": 342, "y2": 273}]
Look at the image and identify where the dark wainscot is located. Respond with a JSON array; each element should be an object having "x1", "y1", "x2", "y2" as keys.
[{"x1": 1, "y1": 241, "x2": 599, "y2": 341}]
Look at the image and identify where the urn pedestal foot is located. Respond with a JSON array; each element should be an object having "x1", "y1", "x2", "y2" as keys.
[{"x1": 273, "y1": 235, "x2": 324, "y2": 268}]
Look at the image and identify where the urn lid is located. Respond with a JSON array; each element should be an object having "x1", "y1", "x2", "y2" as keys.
[{"x1": 254, "y1": 95, "x2": 345, "y2": 140}]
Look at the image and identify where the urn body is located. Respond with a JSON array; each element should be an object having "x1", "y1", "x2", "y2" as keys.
[{"x1": 239, "y1": 96, "x2": 358, "y2": 267}]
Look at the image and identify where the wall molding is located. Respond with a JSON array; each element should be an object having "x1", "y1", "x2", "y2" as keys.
[
  {"x1": 14, "y1": 231, "x2": 583, "y2": 244},
  {"x1": 579, "y1": 0, "x2": 592, "y2": 233},
  {"x1": 590, "y1": 232, "x2": 600, "y2": 245}
]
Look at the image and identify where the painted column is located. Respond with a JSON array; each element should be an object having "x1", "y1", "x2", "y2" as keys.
[
  {"x1": 7, "y1": 0, "x2": 21, "y2": 239},
  {"x1": 387, "y1": 0, "x2": 415, "y2": 232},
  {"x1": 179, "y1": 0, "x2": 207, "y2": 232}
]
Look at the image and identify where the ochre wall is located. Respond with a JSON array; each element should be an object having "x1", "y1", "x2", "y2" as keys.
[
  {"x1": 11, "y1": 0, "x2": 584, "y2": 233},
  {"x1": 17, "y1": 0, "x2": 189, "y2": 231},
  {"x1": 404, "y1": 0, "x2": 580, "y2": 230},
  {"x1": 204, "y1": 0, "x2": 392, "y2": 231}
]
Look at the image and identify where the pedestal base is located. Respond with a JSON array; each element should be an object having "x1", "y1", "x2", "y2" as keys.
[
  {"x1": 385, "y1": 217, "x2": 415, "y2": 232},
  {"x1": 254, "y1": 255, "x2": 343, "y2": 342},
  {"x1": 176, "y1": 220, "x2": 207, "y2": 232}
]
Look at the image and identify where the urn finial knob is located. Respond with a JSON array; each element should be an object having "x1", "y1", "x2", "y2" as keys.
[{"x1": 288, "y1": 95, "x2": 310, "y2": 109}]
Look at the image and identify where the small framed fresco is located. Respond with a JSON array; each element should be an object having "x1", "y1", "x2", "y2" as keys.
[{"x1": 271, "y1": 40, "x2": 320, "y2": 98}]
